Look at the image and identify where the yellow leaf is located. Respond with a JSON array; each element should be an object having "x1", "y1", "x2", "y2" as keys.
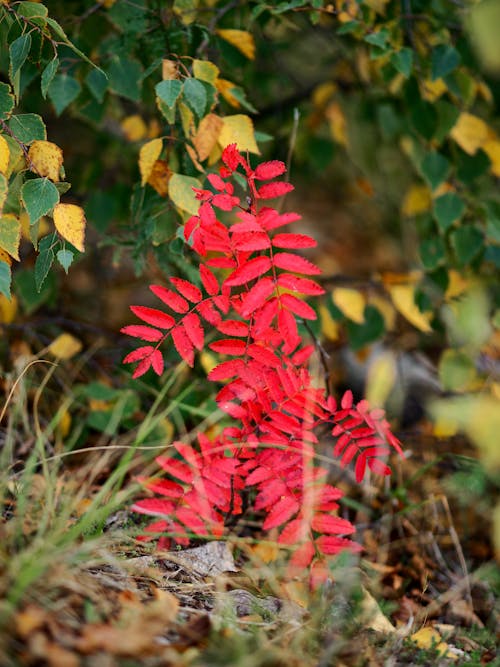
[
  {"x1": 450, "y1": 112, "x2": 489, "y2": 155},
  {"x1": 48, "y1": 333, "x2": 82, "y2": 360},
  {"x1": 162, "y1": 59, "x2": 178, "y2": 80},
  {"x1": 249, "y1": 542, "x2": 280, "y2": 564},
  {"x1": 312, "y1": 82, "x2": 337, "y2": 108},
  {"x1": 388, "y1": 284, "x2": 432, "y2": 332},
  {"x1": 139, "y1": 138, "x2": 163, "y2": 186},
  {"x1": 482, "y1": 139, "x2": 500, "y2": 177},
  {"x1": 148, "y1": 118, "x2": 161, "y2": 139},
  {"x1": 169, "y1": 173, "x2": 201, "y2": 215},
  {"x1": 215, "y1": 78, "x2": 241, "y2": 108},
  {"x1": 319, "y1": 304, "x2": 339, "y2": 341},
  {"x1": 332, "y1": 288, "x2": 365, "y2": 324},
  {"x1": 179, "y1": 102, "x2": 195, "y2": 137},
  {"x1": 121, "y1": 115, "x2": 147, "y2": 142},
  {"x1": 173, "y1": 0, "x2": 198, "y2": 25},
  {"x1": 421, "y1": 77, "x2": 447, "y2": 102},
  {"x1": 364, "y1": 0, "x2": 389, "y2": 12},
  {"x1": 20, "y1": 211, "x2": 49, "y2": 241},
  {"x1": 192, "y1": 59, "x2": 219, "y2": 84},
  {"x1": 0, "y1": 293, "x2": 17, "y2": 323},
  {"x1": 147, "y1": 159, "x2": 171, "y2": 197},
  {"x1": 217, "y1": 29, "x2": 255, "y2": 60},
  {"x1": 28, "y1": 140, "x2": 63, "y2": 182},
  {"x1": 410, "y1": 626, "x2": 452, "y2": 658},
  {"x1": 218, "y1": 115, "x2": 259, "y2": 154},
  {"x1": 368, "y1": 295, "x2": 396, "y2": 330},
  {"x1": 401, "y1": 184, "x2": 431, "y2": 217},
  {"x1": 53, "y1": 203, "x2": 86, "y2": 252},
  {"x1": 200, "y1": 351, "x2": 217, "y2": 374},
  {"x1": 365, "y1": 350, "x2": 397, "y2": 408},
  {"x1": 186, "y1": 145, "x2": 204, "y2": 172},
  {"x1": 192, "y1": 113, "x2": 223, "y2": 161},
  {"x1": 0, "y1": 214, "x2": 20, "y2": 260},
  {"x1": 445, "y1": 270, "x2": 469, "y2": 300},
  {"x1": 57, "y1": 409, "x2": 72, "y2": 438},
  {"x1": 0, "y1": 135, "x2": 10, "y2": 175},
  {"x1": 433, "y1": 415, "x2": 459, "y2": 438},
  {"x1": 0, "y1": 250, "x2": 11, "y2": 266},
  {"x1": 325, "y1": 101, "x2": 347, "y2": 147}
]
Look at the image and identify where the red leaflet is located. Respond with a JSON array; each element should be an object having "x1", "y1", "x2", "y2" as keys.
[
  {"x1": 254, "y1": 160, "x2": 287, "y2": 180},
  {"x1": 125, "y1": 144, "x2": 404, "y2": 580},
  {"x1": 273, "y1": 252, "x2": 322, "y2": 275},
  {"x1": 130, "y1": 306, "x2": 175, "y2": 329},
  {"x1": 257, "y1": 181, "x2": 294, "y2": 199},
  {"x1": 121, "y1": 325, "x2": 164, "y2": 342},
  {"x1": 170, "y1": 277, "x2": 202, "y2": 303},
  {"x1": 224, "y1": 256, "x2": 272, "y2": 287},
  {"x1": 272, "y1": 233, "x2": 317, "y2": 249}
]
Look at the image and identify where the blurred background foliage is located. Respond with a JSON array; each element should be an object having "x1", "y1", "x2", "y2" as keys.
[{"x1": 0, "y1": 0, "x2": 499, "y2": 554}]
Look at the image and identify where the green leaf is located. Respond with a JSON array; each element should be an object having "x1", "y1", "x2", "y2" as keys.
[
  {"x1": 337, "y1": 21, "x2": 360, "y2": 35},
  {"x1": 169, "y1": 173, "x2": 201, "y2": 215},
  {"x1": 85, "y1": 68, "x2": 108, "y2": 103},
  {"x1": 411, "y1": 101, "x2": 437, "y2": 140},
  {"x1": 48, "y1": 74, "x2": 81, "y2": 115},
  {"x1": 0, "y1": 83, "x2": 14, "y2": 121},
  {"x1": 421, "y1": 152, "x2": 450, "y2": 190},
  {"x1": 107, "y1": 56, "x2": 142, "y2": 102},
  {"x1": 17, "y1": 2, "x2": 48, "y2": 20},
  {"x1": 0, "y1": 261, "x2": 11, "y2": 299},
  {"x1": 45, "y1": 16, "x2": 104, "y2": 73},
  {"x1": 107, "y1": 0, "x2": 148, "y2": 33},
  {"x1": 433, "y1": 192, "x2": 465, "y2": 231},
  {"x1": 431, "y1": 44, "x2": 461, "y2": 81},
  {"x1": 182, "y1": 78, "x2": 207, "y2": 118},
  {"x1": 456, "y1": 149, "x2": 490, "y2": 185},
  {"x1": 364, "y1": 29, "x2": 389, "y2": 50},
  {"x1": 41, "y1": 57, "x2": 59, "y2": 99},
  {"x1": 451, "y1": 225, "x2": 483, "y2": 265},
  {"x1": 223, "y1": 84, "x2": 258, "y2": 113},
  {"x1": 0, "y1": 216, "x2": 21, "y2": 260},
  {"x1": 419, "y1": 236, "x2": 446, "y2": 270},
  {"x1": 439, "y1": 349, "x2": 476, "y2": 392},
  {"x1": 9, "y1": 33, "x2": 32, "y2": 99},
  {"x1": 57, "y1": 248, "x2": 74, "y2": 273},
  {"x1": 7, "y1": 114, "x2": 46, "y2": 144},
  {"x1": 391, "y1": 48, "x2": 413, "y2": 78},
  {"x1": 486, "y1": 216, "x2": 500, "y2": 243},
  {"x1": 155, "y1": 79, "x2": 182, "y2": 108},
  {"x1": 0, "y1": 175, "x2": 7, "y2": 211},
  {"x1": 434, "y1": 100, "x2": 460, "y2": 144},
  {"x1": 35, "y1": 234, "x2": 57, "y2": 291},
  {"x1": 346, "y1": 305, "x2": 385, "y2": 350},
  {"x1": 21, "y1": 178, "x2": 60, "y2": 224}
]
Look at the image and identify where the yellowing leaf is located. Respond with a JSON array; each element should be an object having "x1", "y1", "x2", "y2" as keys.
[
  {"x1": 139, "y1": 138, "x2": 163, "y2": 186},
  {"x1": 445, "y1": 270, "x2": 469, "y2": 300},
  {"x1": 192, "y1": 113, "x2": 223, "y2": 161},
  {"x1": 121, "y1": 115, "x2": 147, "y2": 142},
  {"x1": 53, "y1": 203, "x2": 86, "y2": 252},
  {"x1": 450, "y1": 112, "x2": 489, "y2": 155},
  {"x1": 217, "y1": 29, "x2": 255, "y2": 60},
  {"x1": 162, "y1": 59, "x2": 178, "y2": 80},
  {"x1": 169, "y1": 173, "x2": 201, "y2": 215},
  {"x1": 192, "y1": 59, "x2": 219, "y2": 84},
  {"x1": 319, "y1": 304, "x2": 339, "y2": 341},
  {"x1": 28, "y1": 140, "x2": 63, "y2": 182},
  {"x1": 179, "y1": 102, "x2": 195, "y2": 137},
  {"x1": 482, "y1": 139, "x2": 500, "y2": 177},
  {"x1": 48, "y1": 333, "x2": 82, "y2": 360},
  {"x1": 0, "y1": 214, "x2": 21, "y2": 260},
  {"x1": 20, "y1": 211, "x2": 49, "y2": 241},
  {"x1": 332, "y1": 288, "x2": 365, "y2": 324},
  {"x1": 0, "y1": 293, "x2": 17, "y2": 323},
  {"x1": 218, "y1": 115, "x2": 259, "y2": 154},
  {"x1": 401, "y1": 184, "x2": 431, "y2": 217},
  {"x1": 365, "y1": 350, "x2": 397, "y2": 408},
  {"x1": 173, "y1": 0, "x2": 198, "y2": 25},
  {"x1": 147, "y1": 159, "x2": 171, "y2": 197},
  {"x1": 312, "y1": 82, "x2": 337, "y2": 107},
  {"x1": 421, "y1": 77, "x2": 447, "y2": 102},
  {"x1": 325, "y1": 101, "x2": 347, "y2": 147},
  {"x1": 215, "y1": 78, "x2": 241, "y2": 108},
  {"x1": 0, "y1": 135, "x2": 10, "y2": 175},
  {"x1": 389, "y1": 284, "x2": 432, "y2": 332}
]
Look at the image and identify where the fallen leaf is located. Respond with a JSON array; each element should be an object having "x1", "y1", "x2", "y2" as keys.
[
  {"x1": 53, "y1": 204, "x2": 86, "y2": 252},
  {"x1": 139, "y1": 138, "x2": 163, "y2": 186},
  {"x1": 163, "y1": 541, "x2": 238, "y2": 576},
  {"x1": 28, "y1": 140, "x2": 63, "y2": 182}
]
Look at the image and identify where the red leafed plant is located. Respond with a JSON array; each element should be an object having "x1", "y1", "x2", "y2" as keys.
[{"x1": 123, "y1": 144, "x2": 403, "y2": 580}]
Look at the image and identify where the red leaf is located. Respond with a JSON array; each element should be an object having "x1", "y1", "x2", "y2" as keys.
[
  {"x1": 208, "y1": 359, "x2": 245, "y2": 381},
  {"x1": 233, "y1": 231, "x2": 271, "y2": 252},
  {"x1": 221, "y1": 143, "x2": 241, "y2": 171},
  {"x1": 277, "y1": 274, "x2": 325, "y2": 296},
  {"x1": 170, "y1": 277, "x2": 202, "y2": 303},
  {"x1": 263, "y1": 495, "x2": 300, "y2": 529},
  {"x1": 291, "y1": 344, "x2": 315, "y2": 365},
  {"x1": 257, "y1": 181, "x2": 294, "y2": 199},
  {"x1": 209, "y1": 339, "x2": 246, "y2": 355},
  {"x1": 156, "y1": 456, "x2": 194, "y2": 483},
  {"x1": 121, "y1": 325, "x2": 164, "y2": 342},
  {"x1": 280, "y1": 294, "x2": 317, "y2": 319},
  {"x1": 278, "y1": 308, "x2": 300, "y2": 354},
  {"x1": 311, "y1": 514, "x2": 355, "y2": 535},
  {"x1": 273, "y1": 252, "x2": 321, "y2": 276},
  {"x1": 224, "y1": 256, "x2": 272, "y2": 287},
  {"x1": 247, "y1": 343, "x2": 281, "y2": 368},
  {"x1": 150, "y1": 285, "x2": 189, "y2": 313},
  {"x1": 254, "y1": 160, "x2": 287, "y2": 180},
  {"x1": 151, "y1": 349, "x2": 164, "y2": 375},
  {"x1": 367, "y1": 458, "x2": 392, "y2": 476},
  {"x1": 207, "y1": 172, "x2": 225, "y2": 191},
  {"x1": 199, "y1": 265, "x2": 219, "y2": 296},
  {"x1": 216, "y1": 320, "x2": 249, "y2": 336},
  {"x1": 123, "y1": 346, "x2": 155, "y2": 364},
  {"x1": 130, "y1": 306, "x2": 175, "y2": 329},
  {"x1": 172, "y1": 324, "x2": 195, "y2": 366},
  {"x1": 278, "y1": 517, "x2": 310, "y2": 545},
  {"x1": 181, "y1": 312, "x2": 204, "y2": 351},
  {"x1": 144, "y1": 478, "x2": 184, "y2": 498},
  {"x1": 272, "y1": 233, "x2": 317, "y2": 249},
  {"x1": 197, "y1": 299, "x2": 222, "y2": 325},
  {"x1": 341, "y1": 390, "x2": 353, "y2": 409},
  {"x1": 131, "y1": 498, "x2": 175, "y2": 517},
  {"x1": 260, "y1": 210, "x2": 301, "y2": 231},
  {"x1": 315, "y1": 536, "x2": 361, "y2": 556},
  {"x1": 289, "y1": 541, "x2": 315, "y2": 568},
  {"x1": 132, "y1": 357, "x2": 153, "y2": 378},
  {"x1": 240, "y1": 277, "x2": 275, "y2": 317}
]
